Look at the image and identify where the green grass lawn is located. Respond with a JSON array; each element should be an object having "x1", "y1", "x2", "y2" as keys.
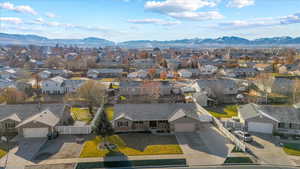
[
  {"x1": 283, "y1": 143, "x2": 300, "y2": 156},
  {"x1": 80, "y1": 134, "x2": 182, "y2": 158},
  {"x1": 224, "y1": 157, "x2": 253, "y2": 164},
  {"x1": 71, "y1": 107, "x2": 92, "y2": 122},
  {"x1": 208, "y1": 105, "x2": 238, "y2": 118}
]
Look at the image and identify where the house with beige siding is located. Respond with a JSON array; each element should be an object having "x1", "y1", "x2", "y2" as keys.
[{"x1": 112, "y1": 103, "x2": 212, "y2": 133}]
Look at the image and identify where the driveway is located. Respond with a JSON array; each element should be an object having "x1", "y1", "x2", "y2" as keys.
[
  {"x1": 34, "y1": 135, "x2": 85, "y2": 161},
  {"x1": 175, "y1": 124, "x2": 233, "y2": 166},
  {"x1": 246, "y1": 133, "x2": 296, "y2": 166},
  {"x1": 15, "y1": 138, "x2": 47, "y2": 161}
]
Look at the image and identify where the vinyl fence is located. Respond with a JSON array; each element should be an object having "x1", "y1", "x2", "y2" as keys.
[
  {"x1": 55, "y1": 126, "x2": 92, "y2": 135},
  {"x1": 212, "y1": 117, "x2": 246, "y2": 152}
]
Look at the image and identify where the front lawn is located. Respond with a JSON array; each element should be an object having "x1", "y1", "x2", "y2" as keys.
[
  {"x1": 80, "y1": 134, "x2": 182, "y2": 158},
  {"x1": 0, "y1": 149, "x2": 7, "y2": 158},
  {"x1": 208, "y1": 105, "x2": 238, "y2": 118},
  {"x1": 71, "y1": 107, "x2": 92, "y2": 122},
  {"x1": 283, "y1": 143, "x2": 300, "y2": 156}
]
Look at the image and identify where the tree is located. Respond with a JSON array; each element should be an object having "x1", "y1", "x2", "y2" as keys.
[
  {"x1": 1, "y1": 88, "x2": 27, "y2": 104},
  {"x1": 255, "y1": 73, "x2": 274, "y2": 104},
  {"x1": 76, "y1": 80, "x2": 107, "y2": 112},
  {"x1": 292, "y1": 78, "x2": 300, "y2": 104},
  {"x1": 92, "y1": 108, "x2": 114, "y2": 147}
]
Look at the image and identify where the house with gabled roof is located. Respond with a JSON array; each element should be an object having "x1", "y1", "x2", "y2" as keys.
[
  {"x1": 0, "y1": 104, "x2": 70, "y2": 137},
  {"x1": 112, "y1": 103, "x2": 212, "y2": 133}
]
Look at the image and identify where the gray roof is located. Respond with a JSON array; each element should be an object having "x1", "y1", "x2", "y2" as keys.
[
  {"x1": 196, "y1": 79, "x2": 237, "y2": 89},
  {"x1": 0, "y1": 104, "x2": 66, "y2": 122},
  {"x1": 259, "y1": 105, "x2": 300, "y2": 124},
  {"x1": 238, "y1": 103, "x2": 260, "y2": 120},
  {"x1": 113, "y1": 103, "x2": 200, "y2": 121},
  {"x1": 239, "y1": 103, "x2": 300, "y2": 124}
]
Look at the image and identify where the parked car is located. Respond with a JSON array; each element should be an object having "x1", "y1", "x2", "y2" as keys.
[{"x1": 234, "y1": 130, "x2": 253, "y2": 142}]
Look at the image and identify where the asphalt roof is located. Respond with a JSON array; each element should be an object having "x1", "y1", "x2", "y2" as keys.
[
  {"x1": 0, "y1": 104, "x2": 66, "y2": 121},
  {"x1": 113, "y1": 103, "x2": 200, "y2": 121},
  {"x1": 239, "y1": 103, "x2": 300, "y2": 124}
]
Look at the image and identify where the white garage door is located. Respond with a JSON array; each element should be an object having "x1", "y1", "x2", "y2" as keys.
[
  {"x1": 23, "y1": 128, "x2": 49, "y2": 138},
  {"x1": 174, "y1": 123, "x2": 195, "y2": 132},
  {"x1": 248, "y1": 122, "x2": 273, "y2": 134}
]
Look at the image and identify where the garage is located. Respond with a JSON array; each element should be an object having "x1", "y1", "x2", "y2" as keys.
[
  {"x1": 174, "y1": 123, "x2": 196, "y2": 132},
  {"x1": 23, "y1": 128, "x2": 49, "y2": 138},
  {"x1": 248, "y1": 122, "x2": 273, "y2": 134}
]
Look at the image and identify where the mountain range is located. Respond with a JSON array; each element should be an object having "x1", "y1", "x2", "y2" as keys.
[{"x1": 1, "y1": 33, "x2": 300, "y2": 48}]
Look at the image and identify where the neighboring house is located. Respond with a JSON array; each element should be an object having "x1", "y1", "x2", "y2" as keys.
[
  {"x1": 0, "y1": 104, "x2": 69, "y2": 137},
  {"x1": 192, "y1": 78, "x2": 238, "y2": 103},
  {"x1": 238, "y1": 103, "x2": 300, "y2": 135},
  {"x1": 166, "y1": 59, "x2": 180, "y2": 70},
  {"x1": 119, "y1": 81, "x2": 172, "y2": 96},
  {"x1": 131, "y1": 58, "x2": 155, "y2": 69},
  {"x1": 128, "y1": 70, "x2": 148, "y2": 79},
  {"x1": 178, "y1": 69, "x2": 192, "y2": 78},
  {"x1": 64, "y1": 79, "x2": 86, "y2": 93},
  {"x1": 271, "y1": 77, "x2": 295, "y2": 95},
  {"x1": 41, "y1": 76, "x2": 66, "y2": 94},
  {"x1": 232, "y1": 68, "x2": 258, "y2": 78},
  {"x1": 0, "y1": 78, "x2": 14, "y2": 89},
  {"x1": 87, "y1": 69, "x2": 124, "y2": 78},
  {"x1": 198, "y1": 65, "x2": 218, "y2": 75},
  {"x1": 38, "y1": 70, "x2": 52, "y2": 79},
  {"x1": 112, "y1": 103, "x2": 212, "y2": 133}
]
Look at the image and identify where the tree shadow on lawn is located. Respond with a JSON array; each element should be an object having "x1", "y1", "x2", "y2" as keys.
[{"x1": 118, "y1": 133, "x2": 179, "y2": 152}]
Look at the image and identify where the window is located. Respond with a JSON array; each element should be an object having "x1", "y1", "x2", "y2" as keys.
[
  {"x1": 278, "y1": 123, "x2": 285, "y2": 128},
  {"x1": 117, "y1": 121, "x2": 128, "y2": 127},
  {"x1": 149, "y1": 121, "x2": 157, "y2": 128},
  {"x1": 5, "y1": 122, "x2": 15, "y2": 129}
]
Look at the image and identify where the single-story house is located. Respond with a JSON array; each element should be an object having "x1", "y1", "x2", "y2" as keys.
[
  {"x1": 0, "y1": 104, "x2": 70, "y2": 137},
  {"x1": 112, "y1": 103, "x2": 212, "y2": 133},
  {"x1": 238, "y1": 103, "x2": 300, "y2": 135},
  {"x1": 87, "y1": 69, "x2": 124, "y2": 78}
]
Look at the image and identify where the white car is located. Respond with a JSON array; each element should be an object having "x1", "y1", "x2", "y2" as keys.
[{"x1": 234, "y1": 130, "x2": 253, "y2": 142}]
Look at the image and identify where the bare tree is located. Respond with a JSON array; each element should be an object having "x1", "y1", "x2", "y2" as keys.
[
  {"x1": 255, "y1": 73, "x2": 274, "y2": 104},
  {"x1": 76, "y1": 80, "x2": 107, "y2": 112}
]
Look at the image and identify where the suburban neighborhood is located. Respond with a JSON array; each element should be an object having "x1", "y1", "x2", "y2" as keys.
[{"x1": 0, "y1": 43, "x2": 299, "y2": 169}]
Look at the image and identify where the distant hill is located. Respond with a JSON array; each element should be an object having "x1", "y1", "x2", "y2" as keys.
[
  {"x1": 0, "y1": 33, "x2": 300, "y2": 48},
  {"x1": 0, "y1": 33, "x2": 115, "y2": 47}
]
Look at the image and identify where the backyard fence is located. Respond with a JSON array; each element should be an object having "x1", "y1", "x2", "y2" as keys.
[
  {"x1": 55, "y1": 126, "x2": 92, "y2": 135},
  {"x1": 222, "y1": 120, "x2": 244, "y2": 131},
  {"x1": 212, "y1": 117, "x2": 246, "y2": 152}
]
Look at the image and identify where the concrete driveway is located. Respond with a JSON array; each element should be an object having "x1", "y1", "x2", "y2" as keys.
[
  {"x1": 175, "y1": 124, "x2": 233, "y2": 166},
  {"x1": 246, "y1": 133, "x2": 296, "y2": 166}
]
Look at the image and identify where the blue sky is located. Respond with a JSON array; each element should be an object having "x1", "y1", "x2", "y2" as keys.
[{"x1": 0, "y1": 0, "x2": 300, "y2": 42}]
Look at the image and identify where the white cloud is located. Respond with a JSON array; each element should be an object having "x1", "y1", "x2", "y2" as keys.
[
  {"x1": 144, "y1": 0, "x2": 222, "y2": 21},
  {"x1": 227, "y1": 0, "x2": 254, "y2": 8},
  {"x1": 145, "y1": 0, "x2": 216, "y2": 13},
  {"x1": 128, "y1": 18, "x2": 181, "y2": 25},
  {"x1": 217, "y1": 12, "x2": 300, "y2": 29},
  {"x1": 0, "y1": 17, "x2": 23, "y2": 24},
  {"x1": 0, "y1": 2, "x2": 37, "y2": 15},
  {"x1": 45, "y1": 12, "x2": 56, "y2": 18},
  {"x1": 168, "y1": 11, "x2": 223, "y2": 21}
]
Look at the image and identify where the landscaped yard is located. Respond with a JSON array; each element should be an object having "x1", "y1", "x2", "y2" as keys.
[
  {"x1": 207, "y1": 105, "x2": 239, "y2": 118},
  {"x1": 0, "y1": 149, "x2": 7, "y2": 158},
  {"x1": 104, "y1": 106, "x2": 115, "y2": 121},
  {"x1": 283, "y1": 143, "x2": 300, "y2": 156},
  {"x1": 71, "y1": 107, "x2": 92, "y2": 122},
  {"x1": 80, "y1": 134, "x2": 182, "y2": 158}
]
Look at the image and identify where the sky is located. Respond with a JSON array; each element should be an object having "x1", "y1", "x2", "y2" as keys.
[{"x1": 0, "y1": 0, "x2": 300, "y2": 42}]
